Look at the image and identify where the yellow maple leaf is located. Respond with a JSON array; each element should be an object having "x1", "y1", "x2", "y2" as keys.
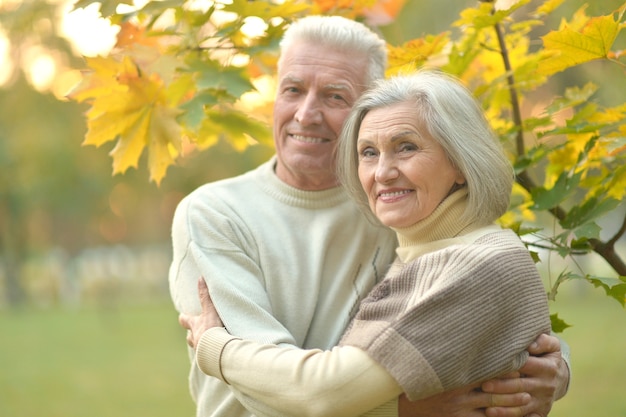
[
  {"x1": 546, "y1": 133, "x2": 592, "y2": 186},
  {"x1": 109, "y1": 108, "x2": 151, "y2": 176},
  {"x1": 148, "y1": 106, "x2": 182, "y2": 184},
  {"x1": 606, "y1": 164, "x2": 626, "y2": 200},
  {"x1": 537, "y1": 7, "x2": 622, "y2": 76},
  {"x1": 387, "y1": 33, "x2": 449, "y2": 76},
  {"x1": 533, "y1": 0, "x2": 566, "y2": 17},
  {"x1": 69, "y1": 55, "x2": 183, "y2": 184},
  {"x1": 69, "y1": 56, "x2": 133, "y2": 103}
]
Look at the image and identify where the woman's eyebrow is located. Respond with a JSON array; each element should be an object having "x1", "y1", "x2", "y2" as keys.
[
  {"x1": 357, "y1": 131, "x2": 416, "y2": 144},
  {"x1": 390, "y1": 131, "x2": 417, "y2": 142}
]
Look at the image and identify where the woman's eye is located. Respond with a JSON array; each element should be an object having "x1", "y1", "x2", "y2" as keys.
[
  {"x1": 399, "y1": 143, "x2": 418, "y2": 153},
  {"x1": 360, "y1": 147, "x2": 378, "y2": 158}
]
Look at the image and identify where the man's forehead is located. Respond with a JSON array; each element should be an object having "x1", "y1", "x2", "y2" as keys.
[{"x1": 279, "y1": 74, "x2": 354, "y2": 90}]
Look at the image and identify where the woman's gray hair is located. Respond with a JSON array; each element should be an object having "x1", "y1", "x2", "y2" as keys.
[
  {"x1": 279, "y1": 15, "x2": 387, "y2": 87},
  {"x1": 337, "y1": 70, "x2": 514, "y2": 226}
]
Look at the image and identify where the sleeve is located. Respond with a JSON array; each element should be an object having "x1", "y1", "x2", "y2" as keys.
[
  {"x1": 342, "y1": 243, "x2": 551, "y2": 401},
  {"x1": 554, "y1": 331, "x2": 572, "y2": 395},
  {"x1": 168, "y1": 193, "x2": 296, "y2": 345},
  {"x1": 196, "y1": 328, "x2": 403, "y2": 417}
]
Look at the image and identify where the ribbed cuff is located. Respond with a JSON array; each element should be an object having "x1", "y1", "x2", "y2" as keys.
[
  {"x1": 196, "y1": 327, "x2": 240, "y2": 382},
  {"x1": 360, "y1": 398, "x2": 399, "y2": 417}
]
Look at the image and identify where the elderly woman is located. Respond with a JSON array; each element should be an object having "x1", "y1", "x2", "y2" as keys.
[{"x1": 180, "y1": 71, "x2": 551, "y2": 417}]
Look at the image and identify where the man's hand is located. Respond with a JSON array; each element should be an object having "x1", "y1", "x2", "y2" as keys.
[
  {"x1": 399, "y1": 382, "x2": 531, "y2": 417},
  {"x1": 482, "y1": 333, "x2": 570, "y2": 417},
  {"x1": 398, "y1": 333, "x2": 570, "y2": 417},
  {"x1": 178, "y1": 277, "x2": 223, "y2": 349}
]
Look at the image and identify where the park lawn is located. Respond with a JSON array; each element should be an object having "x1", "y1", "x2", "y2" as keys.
[
  {"x1": 548, "y1": 284, "x2": 626, "y2": 417},
  {"x1": 0, "y1": 287, "x2": 624, "y2": 417},
  {"x1": 0, "y1": 301, "x2": 195, "y2": 417}
]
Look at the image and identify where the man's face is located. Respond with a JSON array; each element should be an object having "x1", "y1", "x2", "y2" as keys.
[{"x1": 273, "y1": 41, "x2": 369, "y2": 191}]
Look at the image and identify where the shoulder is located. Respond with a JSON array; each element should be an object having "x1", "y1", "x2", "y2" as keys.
[
  {"x1": 402, "y1": 228, "x2": 538, "y2": 285},
  {"x1": 176, "y1": 161, "x2": 272, "y2": 217}
]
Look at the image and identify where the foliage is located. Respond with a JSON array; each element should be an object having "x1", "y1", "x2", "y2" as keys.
[{"x1": 67, "y1": 0, "x2": 626, "y2": 328}]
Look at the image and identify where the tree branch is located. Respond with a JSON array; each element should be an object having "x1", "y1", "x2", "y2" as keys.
[
  {"x1": 493, "y1": 21, "x2": 524, "y2": 156},
  {"x1": 589, "y1": 212, "x2": 626, "y2": 276},
  {"x1": 492, "y1": 19, "x2": 626, "y2": 277}
]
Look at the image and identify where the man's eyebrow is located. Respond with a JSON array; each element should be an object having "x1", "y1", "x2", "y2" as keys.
[
  {"x1": 325, "y1": 83, "x2": 351, "y2": 91},
  {"x1": 280, "y1": 75, "x2": 303, "y2": 85}
]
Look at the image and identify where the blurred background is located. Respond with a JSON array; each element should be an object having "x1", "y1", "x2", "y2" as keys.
[{"x1": 0, "y1": 0, "x2": 624, "y2": 416}]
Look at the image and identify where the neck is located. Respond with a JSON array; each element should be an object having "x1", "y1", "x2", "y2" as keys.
[
  {"x1": 274, "y1": 162, "x2": 339, "y2": 191},
  {"x1": 392, "y1": 188, "x2": 475, "y2": 249}
]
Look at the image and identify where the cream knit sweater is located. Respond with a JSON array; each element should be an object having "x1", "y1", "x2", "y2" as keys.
[
  {"x1": 170, "y1": 157, "x2": 398, "y2": 417},
  {"x1": 195, "y1": 189, "x2": 551, "y2": 416}
]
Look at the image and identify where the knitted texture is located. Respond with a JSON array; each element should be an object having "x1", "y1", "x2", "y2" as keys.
[{"x1": 340, "y1": 229, "x2": 551, "y2": 400}]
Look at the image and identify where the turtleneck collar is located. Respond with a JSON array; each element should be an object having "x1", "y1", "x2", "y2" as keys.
[{"x1": 392, "y1": 188, "x2": 494, "y2": 262}]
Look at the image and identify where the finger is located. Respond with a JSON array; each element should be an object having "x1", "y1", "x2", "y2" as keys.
[
  {"x1": 527, "y1": 333, "x2": 560, "y2": 355},
  {"x1": 197, "y1": 277, "x2": 213, "y2": 311},
  {"x1": 491, "y1": 371, "x2": 522, "y2": 380},
  {"x1": 485, "y1": 405, "x2": 526, "y2": 417},
  {"x1": 462, "y1": 389, "x2": 530, "y2": 410},
  {"x1": 179, "y1": 313, "x2": 191, "y2": 330},
  {"x1": 482, "y1": 377, "x2": 527, "y2": 394},
  {"x1": 489, "y1": 392, "x2": 531, "y2": 407},
  {"x1": 518, "y1": 354, "x2": 559, "y2": 378}
]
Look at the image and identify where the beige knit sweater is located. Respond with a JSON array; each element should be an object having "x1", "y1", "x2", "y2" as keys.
[
  {"x1": 340, "y1": 191, "x2": 551, "y2": 400},
  {"x1": 195, "y1": 189, "x2": 551, "y2": 416}
]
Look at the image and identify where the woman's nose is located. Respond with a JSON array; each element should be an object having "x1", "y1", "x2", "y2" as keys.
[{"x1": 374, "y1": 154, "x2": 399, "y2": 183}]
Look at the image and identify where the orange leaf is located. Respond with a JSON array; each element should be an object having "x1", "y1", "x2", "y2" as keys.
[
  {"x1": 116, "y1": 21, "x2": 159, "y2": 48},
  {"x1": 364, "y1": 0, "x2": 407, "y2": 25},
  {"x1": 311, "y1": 0, "x2": 356, "y2": 12}
]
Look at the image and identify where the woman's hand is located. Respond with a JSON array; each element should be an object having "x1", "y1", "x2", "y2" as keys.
[{"x1": 178, "y1": 277, "x2": 224, "y2": 349}]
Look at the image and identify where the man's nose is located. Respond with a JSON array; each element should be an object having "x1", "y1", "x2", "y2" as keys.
[{"x1": 294, "y1": 93, "x2": 323, "y2": 126}]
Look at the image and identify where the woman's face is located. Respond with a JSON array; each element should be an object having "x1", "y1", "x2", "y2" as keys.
[{"x1": 357, "y1": 101, "x2": 466, "y2": 228}]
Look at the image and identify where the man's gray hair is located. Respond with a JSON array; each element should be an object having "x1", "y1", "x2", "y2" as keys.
[
  {"x1": 337, "y1": 70, "x2": 514, "y2": 226},
  {"x1": 279, "y1": 15, "x2": 387, "y2": 87}
]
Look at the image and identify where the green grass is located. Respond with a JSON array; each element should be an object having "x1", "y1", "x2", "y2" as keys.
[
  {"x1": 0, "y1": 301, "x2": 195, "y2": 417},
  {"x1": 548, "y1": 285, "x2": 626, "y2": 417},
  {"x1": 0, "y1": 289, "x2": 624, "y2": 417}
]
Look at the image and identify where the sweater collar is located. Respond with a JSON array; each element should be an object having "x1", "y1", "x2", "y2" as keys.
[
  {"x1": 392, "y1": 188, "x2": 480, "y2": 262},
  {"x1": 255, "y1": 156, "x2": 348, "y2": 209}
]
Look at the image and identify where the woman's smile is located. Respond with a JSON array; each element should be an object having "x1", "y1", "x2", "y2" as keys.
[{"x1": 357, "y1": 100, "x2": 465, "y2": 228}]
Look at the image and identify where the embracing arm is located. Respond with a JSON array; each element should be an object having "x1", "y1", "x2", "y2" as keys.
[
  {"x1": 196, "y1": 327, "x2": 402, "y2": 417},
  {"x1": 180, "y1": 278, "x2": 402, "y2": 417}
]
